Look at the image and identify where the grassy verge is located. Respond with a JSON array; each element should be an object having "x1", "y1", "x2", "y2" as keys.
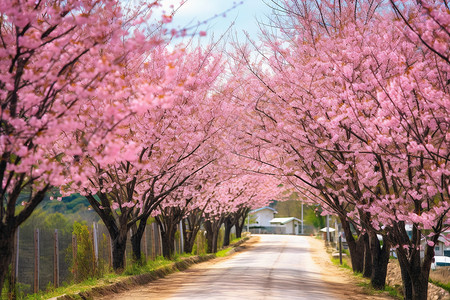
[
  {"x1": 21, "y1": 237, "x2": 248, "y2": 300},
  {"x1": 326, "y1": 244, "x2": 402, "y2": 299},
  {"x1": 429, "y1": 278, "x2": 450, "y2": 293},
  {"x1": 24, "y1": 255, "x2": 194, "y2": 300}
]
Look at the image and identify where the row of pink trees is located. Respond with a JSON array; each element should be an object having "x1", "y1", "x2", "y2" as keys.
[
  {"x1": 233, "y1": 1, "x2": 448, "y2": 299},
  {"x1": 63, "y1": 43, "x2": 229, "y2": 268},
  {"x1": 0, "y1": 3, "x2": 283, "y2": 295},
  {"x1": 0, "y1": 0, "x2": 183, "y2": 291}
]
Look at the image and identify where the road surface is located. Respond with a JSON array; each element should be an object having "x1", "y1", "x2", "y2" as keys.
[{"x1": 100, "y1": 235, "x2": 337, "y2": 300}]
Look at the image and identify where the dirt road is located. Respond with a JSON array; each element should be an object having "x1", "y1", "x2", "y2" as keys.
[{"x1": 97, "y1": 235, "x2": 394, "y2": 300}]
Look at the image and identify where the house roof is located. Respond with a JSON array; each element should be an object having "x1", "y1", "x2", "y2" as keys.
[
  {"x1": 320, "y1": 227, "x2": 336, "y2": 232},
  {"x1": 270, "y1": 217, "x2": 302, "y2": 225},
  {"x1": 250, "y1": 206, "x2": 278, "y2": 214}
]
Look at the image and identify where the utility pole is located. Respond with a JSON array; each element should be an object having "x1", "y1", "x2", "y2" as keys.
[
  {"x1": 326, "y1": 215, "x2": 330, "y2": 243},
  {"x1": 301, "y1": 202, "x2": 304, "y2": 235}
]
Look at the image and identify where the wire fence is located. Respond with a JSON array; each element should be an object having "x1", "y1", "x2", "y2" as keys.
[{"x1": 10, "y1": 222, "x2": 184, "y2": 297}]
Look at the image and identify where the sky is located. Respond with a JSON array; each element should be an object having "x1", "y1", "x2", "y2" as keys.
[{"x1": 158, "y1": 0, "x2": 274, "y2": 44}]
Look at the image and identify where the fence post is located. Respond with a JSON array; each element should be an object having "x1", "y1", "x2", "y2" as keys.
[
  {"x1": 179, "y1": 221, "x2": 184, "y2": 254},
  {"x1": 72, "y1": 234, "x2": 78, "y2": 282},
  {"x1": 158, "y1": 225, "x2": 163, "y2": 257},
  {"x1": 34, "y1": 229, "x2": 40, "y2": 293},
  {"x1": 196, "y1": 232, "x2": 200, "y2": 255},
  {"x1": 109, "y1": 235, "x2": 113, "y2": 269},
  {"x1": 90, "y1": 228, "x2": 96, "y2": 275},
  {"x1": 150, "y1": 224, "x2": 155, "y2": 260},
  {"x1": 93, "y1": 222, "x2": 98, "y2": 267},
  {"x1": 9, "y1": 227, "x2": 19, "y2": 299},
  {"x1": 143, "y1": 227, "x2": 148, "y2": 261},
  {"x1": 54, "y1": 229, "x2": 59, "y2": 288}
]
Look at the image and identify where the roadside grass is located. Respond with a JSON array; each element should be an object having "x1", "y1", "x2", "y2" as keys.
[
  {"x1": 330, "y1": 256, "x2": 352, "y2": 270},
  {"x1": 326, "y1": 244, "x2": 403, "y2": 299},
  {"x1": 20, "y1": 237, "x2": 246, "y2": 300},
  {"x1": 429, "y1": 278, "x2": 450, "y2": 293},
  {"x1": 215, "y1": 247, "x2": 233, "y2": 257},
  {"x1": 355, "y1": 280, "x2": 403, "y2": 299},
  {"x1": 23, "y1": 256, "x2": 184, "y2": 300}
]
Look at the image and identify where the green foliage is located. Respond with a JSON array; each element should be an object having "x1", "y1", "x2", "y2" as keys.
[
  {"x1": 331, "y1": 256, "x2": 351, "y2": 270},
  {"x1": 304, "y1": 205, "x2": 326, "y2": 229},
  {"x1": 192, "y1": 230, "x2": 208, "y2": 255},
  {"x1": 215, "y1": 247, "x2": 232, "y2": 257},
  {"x1": 72, "y1": 222, "x2": 96, "y2": 282},
  {"x1": 124, "y1": 256, "x2": 174, "y2": 276},
  {"x1": 274, "y1": 201, "x2": 325, "y2": 229}
]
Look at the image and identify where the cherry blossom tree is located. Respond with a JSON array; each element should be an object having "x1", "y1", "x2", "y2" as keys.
[
  {"x1": 0, "y1": 0, "x2": 166, "y2": 292},
  {"x1": 65, "y1": 44, "x2": 225, "y2": 269},
  {"x1": 234, "y1": 1, "x2": 448, "y2": 297}
]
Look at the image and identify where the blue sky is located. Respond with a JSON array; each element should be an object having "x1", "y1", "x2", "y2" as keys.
[{"x1": 159, "y1": 0, "x2": 273, "y2": 44}]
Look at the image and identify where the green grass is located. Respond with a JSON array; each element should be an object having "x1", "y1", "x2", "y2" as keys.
[
  {"x1": 9, "y1": 236, "x2": 248, "y2": 300},
  {"x1": 215, "y1": 247, "x2": 233, "y2": 257},
  {"x1": 24, "y1": 277, "x2": 104, "y2": 300},
  {"x1": 429, "y1": 278, "x2": 450, "y2": 293},
  {"x1": 216, "y1": 237, "x2": 246, "y2": 257},
  {"x1": 330, "y1": 257, "x2": 352, "y2": 270},
  {"x1": 16, "y1": 240, "x2": 244, "y2": 300},
  {"x1": 355, "y1": 279, "x2": 402, "y2": 299},
  {"x1": 330, "y1": 252, "x2": 403, "y2": 300},
  {"x1": 19, "y1": 254, "x2": 195, "y2": 300},
  {"x1": 230, "y1": 237, "x2": 243, "y2": 244}
]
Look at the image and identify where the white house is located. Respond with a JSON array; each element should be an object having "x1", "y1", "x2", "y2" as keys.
[
  {"x1": 270, "y1": 217, "x2": 303, "y2": 235},
  {"x1": 249, "y1": 206, "x2": 278, "y2": 227}
]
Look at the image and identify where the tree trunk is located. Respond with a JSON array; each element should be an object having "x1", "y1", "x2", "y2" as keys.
[
  {"x1": 368, "y1": 231, "x2": 390, "y2": 290},
  {"x1": 223, "y1": 216, "x2": 232, "y2": 247},
  {"x1": 339, "y1": 216, "x2": 365, "y2": 273},
  {"x1": 233, "y1": 207, "x2": 250, "y2": 238},
  {"x1": 0, "y1": 224, "x2": 15, "y2": 295},
  {"x1": 398, "y1": 257, "x2": 413, "y2": 300},
  {"x1": 396, "y1": 244, "x2": 434, "y2": 300},
  {"x1": 204, "y1": 220, "x2": 214, "y2": 253},
  {"x1": 182, "y1": 218, "x2": 199, "y2": 254},
  {"x1": 392, "y1": 221, "x2": 437, "y2": 300},
  {"x1": 160, "y1": 227, "x2": 177, "y2": 259},
  {"x1": 182, "y1": 209, "x2": 203, "y2": 254},
  {"x1": 235, "y1": 222, "x2": 243, "y2": 238},
  {"x1": 155, "y1": 218, "x2": 177, "y2": 259},
  {"x1": 111, "y1": 229, "x2": 128, "y2": 271},
  {"x1": 362, "y1": 233, "x2": 372, "y2": 278},
  {"x1": 130, "y1": 215, "x2": 149, "y2": 264},
  {"x1": 204, "y1": 219, "x2": 221, "y2": 253}
]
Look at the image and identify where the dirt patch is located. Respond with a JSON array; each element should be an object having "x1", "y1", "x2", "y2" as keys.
[
  {"x1": 386, "y1": 260, "x2": 449, "y2": 300},
  {"x1": 307, "y1": 237, "x2": 395, "y2": 300}
]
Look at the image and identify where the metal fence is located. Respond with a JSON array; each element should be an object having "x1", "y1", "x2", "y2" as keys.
[{"x1": 10, "y1": 222, "x2": 184, "y2": 297}]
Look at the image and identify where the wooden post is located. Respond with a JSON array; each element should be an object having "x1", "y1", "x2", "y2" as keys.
[
  {"x1": 179, "y1": 221, "x2": 184, "y2": 254},
  {"x1": 196, "y1": 232, "x2": 200, "y2": 255},
  {"x1": 72, "y1": 234, "x2": 77, "y2": 282},
  {"x1": 9, "y1": 227, "x2": 19, "y2": 299},
  {"x1": 339, "y1": 235, "x2": 343, "y2": 265},
  {"x1": 34, "y1": 229, "x2": 40, "y2": 293},
  {"x1": 143, "y1": 227, "x2": 148, "y2": 261},
  {"x1": 54, "y1": 229, "x2": 59, "y2": 288},
  {"x1": 158, "y1": 226, "x2": 163, "y2": 257},
  {"x1": 90, "y1": 229, "x2": 96, "y2": 275},
  {"x1": 149, "y1": 224, "x2": 154, "y2": 260},
  {"x1": 93, "y1": 222, "x2": 98, "y2": 267},
  {"x1": 108, "y1": 235, "x2": 113, "y2": 269}
]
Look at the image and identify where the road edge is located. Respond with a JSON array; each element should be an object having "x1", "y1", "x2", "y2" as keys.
[{"x1": 53, "y1": 236, "x2": 251, "y2": 300}]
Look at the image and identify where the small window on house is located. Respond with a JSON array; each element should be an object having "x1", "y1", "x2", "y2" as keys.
[{"x1": 435, "y1": 246, "x2": 440, "y2": 251}]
